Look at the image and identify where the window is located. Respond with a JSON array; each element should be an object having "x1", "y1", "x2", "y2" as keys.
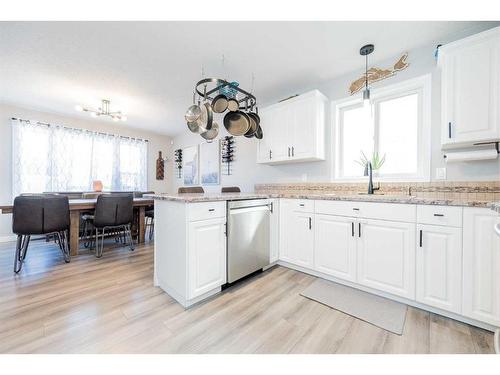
[
  {"x1": 12, "y1": 120, "x2": 148, "y2": 197},
  {"x1": 334, "y1": 75, "x2": 431, "y2": 181}
]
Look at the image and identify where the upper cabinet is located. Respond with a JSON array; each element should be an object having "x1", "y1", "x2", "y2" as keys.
[
  {"x1": 257, "y1": 90, "x2": 327, "y2": 164},
  {"x1": 439, "y1": 27, "x2": 500, "y2": 149}
]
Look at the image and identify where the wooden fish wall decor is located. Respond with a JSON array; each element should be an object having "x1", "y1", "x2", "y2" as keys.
[{"x1": 349, "y1": 53, "x2": 409, "y2": 95}]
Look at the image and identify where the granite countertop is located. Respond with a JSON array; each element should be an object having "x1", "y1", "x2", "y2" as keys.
[
  {"x1": 146, "y1": 192, "x2": 499, "y2": 210},
  {"x1": 144, "y1": 192, "x2": 270, "y2": 203}
]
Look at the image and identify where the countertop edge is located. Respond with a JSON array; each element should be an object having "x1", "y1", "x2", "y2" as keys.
[{"x1": 145, "y1": 193, "x2": 500, "y2": 210}]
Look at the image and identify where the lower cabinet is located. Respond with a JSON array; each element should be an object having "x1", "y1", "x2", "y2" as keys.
[
  {"x1": 356, "y1": 219, "x2": 416, "y2": 300},
  {"x1": 463, "y1": 208, "x2": 500, "y2": 326},
  {"x1": 187, "y1": 217, "x2": 227, "y2": 299},
  {"x1": 416, "y1": 224, "x2": 462, "y2": 313},
  {"x1": 314, "y1": 214, "x2": 357, "y2": 282},
  {"x1": 280, "y1": 201, "x2": 314, "y2": 268}
]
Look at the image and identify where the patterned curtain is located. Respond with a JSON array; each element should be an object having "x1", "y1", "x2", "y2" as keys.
[{"x1": 12, "y1": 119, "x2": 148, "y2": 197}]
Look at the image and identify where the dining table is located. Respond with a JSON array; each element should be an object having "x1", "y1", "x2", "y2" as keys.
[{"x1": 0, "y1": 197, "x2": 154, "y2": 256}]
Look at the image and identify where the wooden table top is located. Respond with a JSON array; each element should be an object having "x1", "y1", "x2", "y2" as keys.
[{"x1": 0, "y1": 197, "x2": 154, "y2": 214}]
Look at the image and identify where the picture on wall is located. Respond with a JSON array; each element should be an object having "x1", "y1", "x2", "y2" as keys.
[
  {"x1": 183, "y1": 145, "x2": 199, "y2": 185},
  {"x1": 199, "y1": 141, "x2": 220, "y2": 185}
]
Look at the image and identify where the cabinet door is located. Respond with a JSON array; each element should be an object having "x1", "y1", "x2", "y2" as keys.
[
  {"x1": 269, "y1": 199, "x2": 280, "y2": 263},
  {"x1": 280, "y1": 201, "x2": 314, "y2": 268},
  {"x1": 416, "y1": 224, "x2": 462, "y2": 313},
  {"x1": 441, "y1": 33, "x2": 500, "y2": 146},
  {"x1": 463, "y1": 208, "x2": 500, "y2": 326},
  {"x1": 257, "y1": 106, "x2": 289, "y2": 162},
  {"x1": 314, "y1": 214, "x2": 357, "y2": 282},
  {"x1": 188, "y1": 218, "x2": 226, "y2": 299},
  {"x1": 357, "y1": 219, "x2": 416, "y2": 299},
  {"x1": 289, "y1": 96, "x2": 318, "y2": 160}
]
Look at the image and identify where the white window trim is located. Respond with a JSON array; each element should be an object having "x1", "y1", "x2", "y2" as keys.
[{"x1": 332, "y1": 74, "x2": 432, "y2": 182}]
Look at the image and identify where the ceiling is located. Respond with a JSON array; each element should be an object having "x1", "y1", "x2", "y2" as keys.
[{"x1": 1, "y1": 21, "x2": 498, "y2": 136}]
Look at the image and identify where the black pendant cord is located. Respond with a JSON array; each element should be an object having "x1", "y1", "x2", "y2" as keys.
[{"x1": 365, "y1": 54, "x2": 368, "y2": 91}]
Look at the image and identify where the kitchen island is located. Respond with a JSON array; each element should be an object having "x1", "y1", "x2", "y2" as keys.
[{"x1": 148, "y1": 192, "x2": 273, "y2": 308}]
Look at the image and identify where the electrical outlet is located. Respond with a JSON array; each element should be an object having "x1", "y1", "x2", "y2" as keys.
[{"x1": 435, "y1": 167, "x2": 447, "y2": 180}]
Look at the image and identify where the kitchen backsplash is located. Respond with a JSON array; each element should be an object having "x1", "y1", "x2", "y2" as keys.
[{"x1": 255, "y1": 181, "x2": 500, "y2": 202}]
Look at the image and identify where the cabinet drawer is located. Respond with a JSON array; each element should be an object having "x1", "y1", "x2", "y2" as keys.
[
  {"x1": 315, "y1": 200, "x2": 416, "y2": 223},
  {"x1": 417, "y1": 205, "x2": 462, "y2": 227},
  {"x1": 187, "y1": 201, "x2": 226, "y2": 222},
  {"x1": 283, "y1": 198, "x2": 315, "y2": 213}
]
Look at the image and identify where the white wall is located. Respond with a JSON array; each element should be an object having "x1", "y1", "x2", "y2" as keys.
[
  {"x1": 0, "y1": 103, "x2": 172, "y2": 239},
  {"x1": 170, "y1": 26, "x2": 500, "y2": 194}
]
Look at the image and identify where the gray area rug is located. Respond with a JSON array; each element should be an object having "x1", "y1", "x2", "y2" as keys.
[{"x1": 300, "y1": 278, "x2": 407, "y2": 335}]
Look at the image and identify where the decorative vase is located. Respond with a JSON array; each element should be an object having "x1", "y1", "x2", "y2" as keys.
[{"x1": 93, "y1": 180, "x2": 103, "y2": 192}]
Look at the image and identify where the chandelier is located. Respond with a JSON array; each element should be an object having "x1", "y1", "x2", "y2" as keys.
[{"x1": 75, "y1": 99, "x2": 127, "y2": 122}]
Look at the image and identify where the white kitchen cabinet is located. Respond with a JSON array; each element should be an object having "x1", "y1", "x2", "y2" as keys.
[
  {"x1": 463, "y1": 208, "x2": 500, "y2": 326},
  {"x1": 357, "y1": 218, "x2": 416, "y2": 299},
  {"x1": 280, "y1": 199, "x2": 314, "y2": 268},
  {"x1": 416, "y1": 224, "x2": 462, "y2": 313},
  {"x1": 187, "y1": 217, "x2": 227, "y2": 300},
  {"x1": 314, "y1": 214, "x2": 357, "y2": 282},
  {"x1": 439, "y1": 27, "x2": 500, "y2": 148},
  {"x1": 269, "y1": 199, "x2": 280, "y2": 263},
  {"x1": 257, "y1": 90, "x2": 327, "y2": 164}
]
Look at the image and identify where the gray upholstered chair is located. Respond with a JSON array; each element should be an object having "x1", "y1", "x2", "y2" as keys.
[
  {"x1": 89, "y1": 194, "x2": 135, "y2": 258},
  {"x1": 221, "y1": 186, "x2": 241, "y2": 193},
  {"x1": 178, "y1": 186, "x2": 204, "y2": 194},
  {"x1": 12, "y1": 194, "x2": 70, "y2": 273}
]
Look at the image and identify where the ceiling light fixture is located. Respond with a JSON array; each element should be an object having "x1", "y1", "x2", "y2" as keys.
[
  {"x1": 360, "y1": 44, "x2": 375, "y2": 108},
  {"x1": 75, "y1": 99, "x2": 127, "y2": 121}
]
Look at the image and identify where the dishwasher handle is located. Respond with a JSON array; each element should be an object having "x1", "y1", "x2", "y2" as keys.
[{"x1": 229, "y1": 204, "x2": 272, "y2": 213}]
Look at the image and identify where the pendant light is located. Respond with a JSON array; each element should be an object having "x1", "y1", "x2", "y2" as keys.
[{"x1": 360, "y1": 44, "x2": 375, "y2": 108}]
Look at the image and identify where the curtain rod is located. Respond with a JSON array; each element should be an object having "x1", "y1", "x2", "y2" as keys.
[{"x1": 11, "y1": 117, "x2": 149, "y2": 143}]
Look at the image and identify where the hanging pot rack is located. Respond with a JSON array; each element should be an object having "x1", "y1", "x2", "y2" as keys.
[{"x1": 194, "y1": 78, "x2": 257, "y2": 108}]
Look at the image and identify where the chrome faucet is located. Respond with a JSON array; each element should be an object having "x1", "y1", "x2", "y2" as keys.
[{"x1": 364, "y1": 162, "x2": 380, "y2": 195}]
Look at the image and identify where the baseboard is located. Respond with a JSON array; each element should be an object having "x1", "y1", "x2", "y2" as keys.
[
  {"x1": 0, "y1": 235, "x2": 16, "y2": 243},
  {"x1": 277, "y1": 260, "x2": 498, "y2": 333}
]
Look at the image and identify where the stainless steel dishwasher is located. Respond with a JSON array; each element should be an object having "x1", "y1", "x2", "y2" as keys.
[{"x1": 227, "y1": 199, "x2": 272, "y2": 283}]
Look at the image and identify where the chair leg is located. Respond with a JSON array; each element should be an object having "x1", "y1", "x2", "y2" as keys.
[
  {"x1": 149, "y1": 218, "x2": 154, "y2": 241},
  {"x1": 60, "y1": 230, "x2": 71, "y2": 263},
  {"x1": 126, "y1": 224, "x2": 135, "y2": 251},
  {"x1": 14, "y1": 235, "x2": 23, "y2": 273},
  {"x1": 21, "y1": 235, "x2": 30, "y2": 261}
]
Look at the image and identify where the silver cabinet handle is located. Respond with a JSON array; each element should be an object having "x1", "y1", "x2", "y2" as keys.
[
  {"x1": 208, "y1": 208, "x2": 215, "y2": 212},
  {"x1": 308, "y1": 217, "x2": 312, "y2": 230},
  {"x1": 358, "y1": 223, "x2": 361, "y2": 237},
  {"x1": 448, "y1": 122, "x2": 452, "y2": 138},
  {"x1": 288, "y1": 147, "x2": 291, "y2": 157},
  {"x1": 433, "y1": 213, "x2": 444, "y2": 217},
  {"x1": 351, "y1": 222, "x2": 354, "y2": 237},
  {"x1": 419, "y1": 229, "x2": 423, "y2": 247},
  {"x1": 291, "y1": 146, "x2": 294, "y2": 157},
  {"x1": 353, "y1": 208, "x2": 360, "y2": 211},
  {"x1": 269, "y1": 150, "x2": 272, "y2": 160}
]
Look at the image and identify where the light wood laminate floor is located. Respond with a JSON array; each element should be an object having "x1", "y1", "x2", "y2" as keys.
[{"x1": 0, "y1": 239, "x2": 494, "y2": 354}]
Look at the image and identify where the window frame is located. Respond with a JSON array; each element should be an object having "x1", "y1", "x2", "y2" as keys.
[{"x1": 332, "y1": 74, "x2": 432, "y2": 182}]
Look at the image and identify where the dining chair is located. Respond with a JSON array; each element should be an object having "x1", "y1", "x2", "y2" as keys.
[
  {"x1": 221, "y1": 186, "x2": 241, "y2": 193},
  {"x1": 178, "y1": 186, "x2": 205, "y2": 194},
  {"x1": 90, "y1": 194, "x2": 135, "y2": 258},
  {"x1": 12, "y1": 194, "x2": 71, "y2": 273}
]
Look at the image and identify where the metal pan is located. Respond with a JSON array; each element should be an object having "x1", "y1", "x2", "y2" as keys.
[
  {"x1": 227, "y1": 98, "x2": 240, "y2": 112},
  {"x1": 223, "y1": 111, "x2": 250, "y2": 136},
  {"x1": 187, "y1": 102, "x2": 213, "y2": 134},
  {"x1": 254, "y1": 123, "x2": 263, "y2": 139},
  {"x1": 200, "y1": 122, "x2": 219, "y2": 141},
  {"x1": 185, "y1": 92, "x2": 202, "y2": 122},
  {"x1": 244, "y1": 112, "x2": 259, "y2": 138},
  {"x1": 211, "y1": 94, "x2": 228, "y2": 113}
]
